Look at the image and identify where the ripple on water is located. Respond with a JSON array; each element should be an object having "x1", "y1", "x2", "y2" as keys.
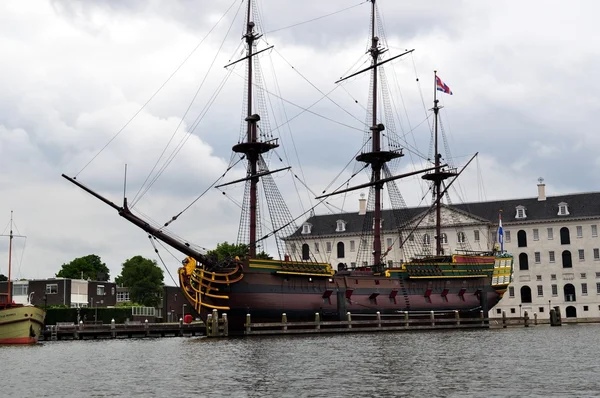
[{"x1": 1, "y1": 324, "x2": 599, "y2": 397}]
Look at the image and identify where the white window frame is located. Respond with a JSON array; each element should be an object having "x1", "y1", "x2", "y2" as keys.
[
  {"x1": 335, "y1": 220, "x2": 346, "y2": 232},
  {"x1": 97, "y1": 285, "x2": 105, "y2": 296},
  {"x1": 441, "y1": 233, "x2": 448, "y2": 244},
  {"x1": 350, "y1": 240, "x2": 355, "y2": 252},
  {"x1": 46, "y1": 284, "x2": 58, "y2": 295},
  {"x1": 592, "y1": 225, "x2": 598, "y2": 237},
  {"x1": 423, "y1": 234, "x2": 431, "y2": 245},
  {"x1": 474, "y1": 230, "x2": 480, "y2": 242},
  {"x1": 547, "y1": 228, "x2": 554, "y2": 240},
  {"x1": 549, "y1": 251, "x2": 555, "y2": 263},
  {"x1": 579, "y1": 249, "x2": 585, "y2": 261},
  {"x1": 515, "y1": 206, "x2": 527, "y2": 219},
  {"x1": 558, "y1": 202, "x2": 570, "y2": 216},
  {"x1": 457, "y1": 232, "x2": 466, "y2": 243},
  {"x1": 533, "y1": 229, "x2": 539, "y2": 241},
  {"x1": 577, "y1": 226, "x2": 583, "y2": 238},
  {"x1": 534, "y1": 252, "x2": 541, "y2": 263},
  {"x1": 301, "y1": 223, "x2": 312, "y2": 234}
]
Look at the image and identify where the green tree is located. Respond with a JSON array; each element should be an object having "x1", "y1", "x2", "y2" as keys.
[
  {"x1": 206, "y1": 242, "x2": 272, "y2": 262},
  {"x1": 56, "y1": 254, "x2": 110, "y2": 281},
  {"x1": 115, "y1": 256, "x2": 164, "y2": 307},
  {"x1": 0, "y1": 274, "x2": 7, "y2": 282}
]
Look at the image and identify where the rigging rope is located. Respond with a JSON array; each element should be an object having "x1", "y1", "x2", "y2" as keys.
[
  {"x1": 132, "y1": 0, "x2": 245, "y2": 206},
  {"x1": 263, "y1": 1, "x2": 368, "y2": 34},
  {"x1": 74, "y1": 0, "x2": 240, "y2": 178}
]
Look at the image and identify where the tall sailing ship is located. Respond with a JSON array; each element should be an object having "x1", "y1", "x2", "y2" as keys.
[
  {"x1": 0, "y1": 212, "x2": 45, "y2": 344},
  {"x1": 63, "y1": 0, "x2": 513, "y2": 333}
]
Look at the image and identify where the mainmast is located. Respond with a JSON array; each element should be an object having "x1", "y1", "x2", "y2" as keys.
[
  {"x1": 232, "y1": 0, "x2": 278, "y2": 259},
  {"x1": 422, "y1": 71, "x2": 457, "y2": 255},
  {"x1": 355, "y1": 0, "x2": 403, "y2": 267},
  {"x1": 7, "y1": 211, "x2": 13, "y2": 302}
]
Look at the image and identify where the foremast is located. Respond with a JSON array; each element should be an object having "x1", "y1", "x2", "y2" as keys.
[
  {"x1": 231, "y1": 0, "x2": 278, "y2": 259},
  {"x1": 355, "y1": 0, "x2": 403, "y2": 267},
  {"x1": 422, "y1": 71, "x2": 458, "y2": 256}
]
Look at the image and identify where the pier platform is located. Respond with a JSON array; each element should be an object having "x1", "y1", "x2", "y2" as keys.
[{"x1": 41, "y1": 320, "x2": 205, "y2": 340}]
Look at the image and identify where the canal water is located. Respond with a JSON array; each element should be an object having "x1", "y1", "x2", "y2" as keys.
[{"x1": 2, "y1": 324, "x2": 599, "y2": 397}]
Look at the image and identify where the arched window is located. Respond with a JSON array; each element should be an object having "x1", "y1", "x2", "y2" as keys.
[
  {"x1": 564, "y1": 284, "x2": 576, "y2": 302},
  {"x1": 562, "y1": 250, "x2": 572, "y2": 268},
  {"x1": 441, "y1": 233, "x2": 448, "y2": 244},
  {"x1": 519, "y1": 253, "x2": 529, "y2": 271},
  {"x1": 520, "y1": 286, "x2": 532, "y2": 303},
  {"x1": 337, "y1": 242, "x2": 345, "y2": 259},
  {"x1": 517, "y1": 230, "x2": 527, "y2": 247},
  {"x1": 423, "y1": 234, "x2": 430, "y2": 245},
  {"x1": 302, "y1": 244, "x2": 310, "y2": 260},
  {"x1": 560, "y1": 227, "x2": 571, "y2": 245},
  {"x1": 565, "y1": 306, "x2": 577, "y2": 318}
]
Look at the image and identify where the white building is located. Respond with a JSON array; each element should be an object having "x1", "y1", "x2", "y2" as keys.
[{"x1": 287, "y1": 182, "x2": 600, "y2": 321}]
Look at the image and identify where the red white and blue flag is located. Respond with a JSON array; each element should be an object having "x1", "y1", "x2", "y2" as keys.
[{"x1": 436, "y1": 76, "x2": 453, "y2": 95}]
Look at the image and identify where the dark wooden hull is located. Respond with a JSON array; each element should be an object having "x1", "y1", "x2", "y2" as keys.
[{"x1": 190, "y1": 270, "x2": 498, "y2": 334}]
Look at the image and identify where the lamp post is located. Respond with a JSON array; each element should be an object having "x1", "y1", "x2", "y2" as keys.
[
  {"x1": 519, "y1": 304, "x2": 522, "y2": 318},
  {"x1": 548, "y1": 300, "x2": 551, "y2": 312},
  {"x1": 182, "y1": 303, "x2": 187, "y2": 321}
]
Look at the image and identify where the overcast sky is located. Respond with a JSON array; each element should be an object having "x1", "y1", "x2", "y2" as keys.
[{"x1": 0, "y1": 0, "x2": 597, "y2": 282}]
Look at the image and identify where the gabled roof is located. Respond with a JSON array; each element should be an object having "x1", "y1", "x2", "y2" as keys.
[{"x1": 289, "y1": 192, "x2": 600, "y2": 237}]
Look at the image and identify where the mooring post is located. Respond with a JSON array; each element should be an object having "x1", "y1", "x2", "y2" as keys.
[
  {"x1": 455, "y1": 310, "x2": 460, "y2": 326},
  {"x1": 111, "y1": 319, "x2": 116, "y2": 339},
  {"x1": 315, "y1": 313, "x2": 320, "y2": 330},
  {"x1": 480, "y1": 310, "x2": 485, "y2": 326},
  {"x1": 376, "y1": 311, "x2": 381, "y2": 328},
  {"x1": 145, "y1": 319, "x2": 149, "y2": 337},
  {"x1": 212, "y1": 309, "x2": 219, "y2": 337},
  {"x1": 524, "y1": 311, "x2": 529, "y2": 327},
  {"x1": 502, "y1": 311, "x2": 507, "y2": 328},
  {"x1": 245, "y1": 314, "x2": 251, "y2": 334},
  {"x1": 430, "y1": 311, "x2": 435, "y2": 327},
  {"x1": 554, "y1": 306, "x2": 562, "y2": 326},
  {"x1": 347, "y1": 312, "x2": 352, "y2": 329},
  {"x1": 77, "y1": 320, "x2": 83, "y2": 340},
  {"x1": 222, "y1": 313, "x2": 228, "y2": 337},
  {"x1": 179, "y1": 318, "x2": 183, "y2": 337},
  {"x1": 206, "y1": 314, "x2": 213, "y2": 336},
  {"x1": 534, "y1": 312, "x2": 538, "y2": 325},
  {"x1": 404, "y1": 311, "x2": 409, "y2": 327},
  {"x1": 282, "y1": 313, "x2": 288, "y2": 332}
]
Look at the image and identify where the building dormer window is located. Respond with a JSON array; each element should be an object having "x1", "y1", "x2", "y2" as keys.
[
  {"x1": 515, "y1": 205, "x2": 527, "y2": 219},
  {"x1": 372, "y1": 219, "x2": 383, "y2": 229},
  {"x1": 301, "y1": 223, "x2": 312, "y2": 234},
  {"x1": 336, "y1": 220, "x2": 346, "y2": 232},
  {"x1": 558, "y1": 202, "x2": 570, "y2": 216}
]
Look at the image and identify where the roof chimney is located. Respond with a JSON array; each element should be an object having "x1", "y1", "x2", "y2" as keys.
[
  {"x1": 358, "y1": 193, "x2": 366, "y2": 215},
  {"x1": 537, "y1": 177, "x2": 546, "y2": 201}
]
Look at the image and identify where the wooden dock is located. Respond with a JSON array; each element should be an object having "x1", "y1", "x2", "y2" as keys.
[{"x1": 41, "y1": 320, "x2": 205, "y2": 341}]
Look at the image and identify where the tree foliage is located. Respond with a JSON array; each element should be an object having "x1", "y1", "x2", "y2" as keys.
[
  {"x1": 115, "y1": 256, "x2": 164, "y2": 307},
  {"x1": 56, "y1": 254, "x2": 110, "y2": 281},
  {"x1": 0, "y1": 274, "x2": 7, "y2": 282},
  {"x1": 206, "y1": 242, "x2": 272, "y2": 262}
]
